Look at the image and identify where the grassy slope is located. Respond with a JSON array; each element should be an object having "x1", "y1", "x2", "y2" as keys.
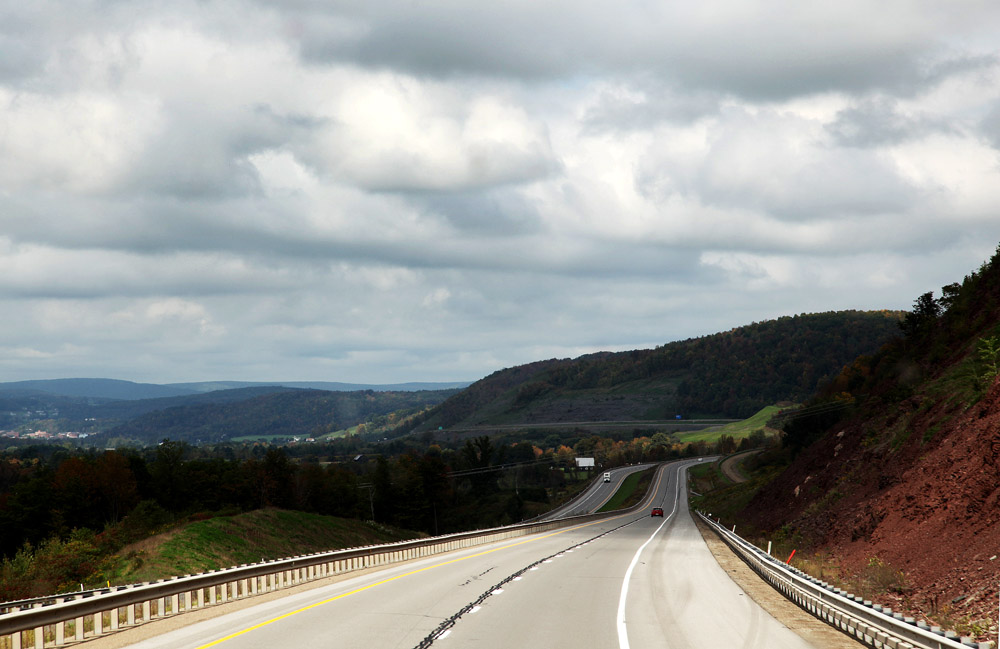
[
  {"x1": 674, "y1": 405, "x2": 784, "y2": 443},
  {"x1": 111, "y1": 509, "x2": 423, "y2": 585},
  {"x1": 598, "y1": 468, "x2": 654, "y2": 512}
]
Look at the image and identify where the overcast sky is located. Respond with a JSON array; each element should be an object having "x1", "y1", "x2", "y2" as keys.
[{"x1": 3, "y1": 1, "x2": 1000, "y2": 385}]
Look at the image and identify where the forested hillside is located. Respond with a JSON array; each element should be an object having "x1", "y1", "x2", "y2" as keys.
[
  {"x1": 98, "y1": 389, "x2": 458, "y2": 445},
  {"x1": 740, "y1": 245, "x2": 1000, "y2": 632},
  {"x1": 405, "y1": 310, "x2": 904, "y2": 432}
]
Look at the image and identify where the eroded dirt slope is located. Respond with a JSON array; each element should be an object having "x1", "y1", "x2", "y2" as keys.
[{"x1": 746, "y1": 378, "x2": 1000, "y2": 629}]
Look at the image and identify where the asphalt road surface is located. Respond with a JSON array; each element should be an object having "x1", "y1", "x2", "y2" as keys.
[{"x1": 119, "y1": 461, "x2": 817, "y2": 649}]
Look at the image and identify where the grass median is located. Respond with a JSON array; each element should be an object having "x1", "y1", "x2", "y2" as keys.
[{"x1": 597, "y1": 468, "x2": 654, "y2": 512}]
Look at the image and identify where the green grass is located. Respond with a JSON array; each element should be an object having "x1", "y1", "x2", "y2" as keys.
[
  {"x1": 674, "y1": 405, "x2": 786, "y2": 444},
  {"x1": 113, "y1": 509, "x2": 422, "y2": 584},
  {"x1": 598, "y1": 468, "x2": 653, "y2": 512},
  {"x1": 229, "y1": 434, "x2": 299, "y2": 442},
  {"x1": 317, "y1": 425, "x2": 359, "y2": 439}
]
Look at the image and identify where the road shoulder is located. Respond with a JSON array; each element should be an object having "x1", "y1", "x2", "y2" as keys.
[{"x1": 693, "y1": 515, "x2": 864, "y2": 649}]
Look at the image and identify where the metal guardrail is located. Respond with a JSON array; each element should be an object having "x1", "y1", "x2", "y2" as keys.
[
  {"x1": 697, "y1": 512, "x2": 994, "y2": 649},
  {"x1": 0, "y1": 492, "x2": 654, "y2": 649}
]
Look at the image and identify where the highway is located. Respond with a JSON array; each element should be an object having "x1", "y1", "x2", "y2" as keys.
[
  {"x1": 538, "y1": 463, "x2": 654, "y2": 519},
  {"x1": 120, "y1": 461, "x2": 817, "y2": 649}
]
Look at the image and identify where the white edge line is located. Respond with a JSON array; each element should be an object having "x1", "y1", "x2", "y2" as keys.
[{"x1": 616, "y1": 464, "x2": 683, "y2": 649}]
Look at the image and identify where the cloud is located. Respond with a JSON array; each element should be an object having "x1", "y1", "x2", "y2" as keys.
[
  {"x1": 295, "y1": 81, "x2": 561, "y2": 192},
  {"x1": 1, "y1": 1, "x2": 1000, "y2": 384},
  {"x1": 284, "y1": 1, "x2": 1000, "y2": 98},
  {"x1": 827, "y1": 97, "x2": 950, "y2": 148}
]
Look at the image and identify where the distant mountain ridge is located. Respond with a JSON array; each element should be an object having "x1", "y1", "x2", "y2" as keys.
[
  {"x1": 0, "y1": 378, "x2": 472, "y2": 401},
  {"x1": 168, "y1": 380, "x2": 473, "y2": 394},
  {"x1": 101, "y1": 388, "x2": 460, "y2": 445},
  {"x1": 0, "y1": 378, "x2": 196, "y2": 401}
]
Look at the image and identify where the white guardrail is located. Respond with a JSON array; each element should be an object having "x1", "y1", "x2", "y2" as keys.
[
  {"x1": 0, "y1": 498, "x2": 648, "y2": 649},
  {"x1": 697, "y1": 511, "x2": 994, "y2": 649}
]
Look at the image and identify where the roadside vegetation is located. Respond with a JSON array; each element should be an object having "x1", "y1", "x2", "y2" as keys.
[
  {"x1": 688, "y1": 448, "x2": 789, "y2": 527},
  {"x1": 0, "y1": 507, "x2": 420, "y2": 600}
]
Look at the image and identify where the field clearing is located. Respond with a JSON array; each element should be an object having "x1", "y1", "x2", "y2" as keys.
[{"x1": 674, "y1": 405, "x2": 787, "y2": 443}]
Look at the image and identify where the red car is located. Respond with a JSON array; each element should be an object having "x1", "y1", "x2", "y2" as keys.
[{"x1": 651, "y1": 507, "x2": 664, "y2": 517}]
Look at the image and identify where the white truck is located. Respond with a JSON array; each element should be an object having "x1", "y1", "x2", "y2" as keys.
[{"x1": 603, "y1": 472, "x2": 611, "y2": 483}]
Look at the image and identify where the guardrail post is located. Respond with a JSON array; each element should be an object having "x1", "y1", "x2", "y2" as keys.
[
  {"x1": 128, "y1": 602, "x2": 136, "y2": 625},
  {"x1": 55, "y1": 620, "x2": 65, "y2": 645},
  {"x1": 12, "y1": 630, "x2": 22, "y2": 649},
  {"x1": 75, "y1": 615, "x2": 84, "y2": 641}
]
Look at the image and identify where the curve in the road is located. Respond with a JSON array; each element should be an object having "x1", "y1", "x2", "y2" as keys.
[{"x1": 617, "y1": 462, "x2": 680, "y2": 649}]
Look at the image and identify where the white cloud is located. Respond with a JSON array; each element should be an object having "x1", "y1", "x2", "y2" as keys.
[
  {"x1": 0, "y1": 89, "x2": 160, "y2": 193},
  {"x1": 306, "y1": 77, "x2": 560, "y2": 191}
]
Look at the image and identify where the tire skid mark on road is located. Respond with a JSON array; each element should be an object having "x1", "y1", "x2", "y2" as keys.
[{"x1": 411, "y1": 515, "x2": 645, "y2": 649}]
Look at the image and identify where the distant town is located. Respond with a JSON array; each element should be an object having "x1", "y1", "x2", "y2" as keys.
[{"x1": 0, "y1": 429, "x2": 90, "y2": 440}]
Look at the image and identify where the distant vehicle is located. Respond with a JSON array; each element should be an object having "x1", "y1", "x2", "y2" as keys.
[
  {"x1": 603, "y1": 472, "x2": 611, "y2": 482},
  {"x1": 651, "y1": 507, "x2": 664, "y2": 517}
]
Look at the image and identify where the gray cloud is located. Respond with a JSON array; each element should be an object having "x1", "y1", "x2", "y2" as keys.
[
  {"x1": 583, "y1": 82, "x2": 723, "y2": 132},
  {"x1": 283, "y1": 2, "x2": 995, "y2": 99},
  {"x1": 827, "y1": 97, "x2": 955, "y2": 148}
]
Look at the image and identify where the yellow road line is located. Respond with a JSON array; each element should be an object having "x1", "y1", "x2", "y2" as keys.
[{"x1": 195, "y1": 513, "x2": 633, "y2": 649}]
